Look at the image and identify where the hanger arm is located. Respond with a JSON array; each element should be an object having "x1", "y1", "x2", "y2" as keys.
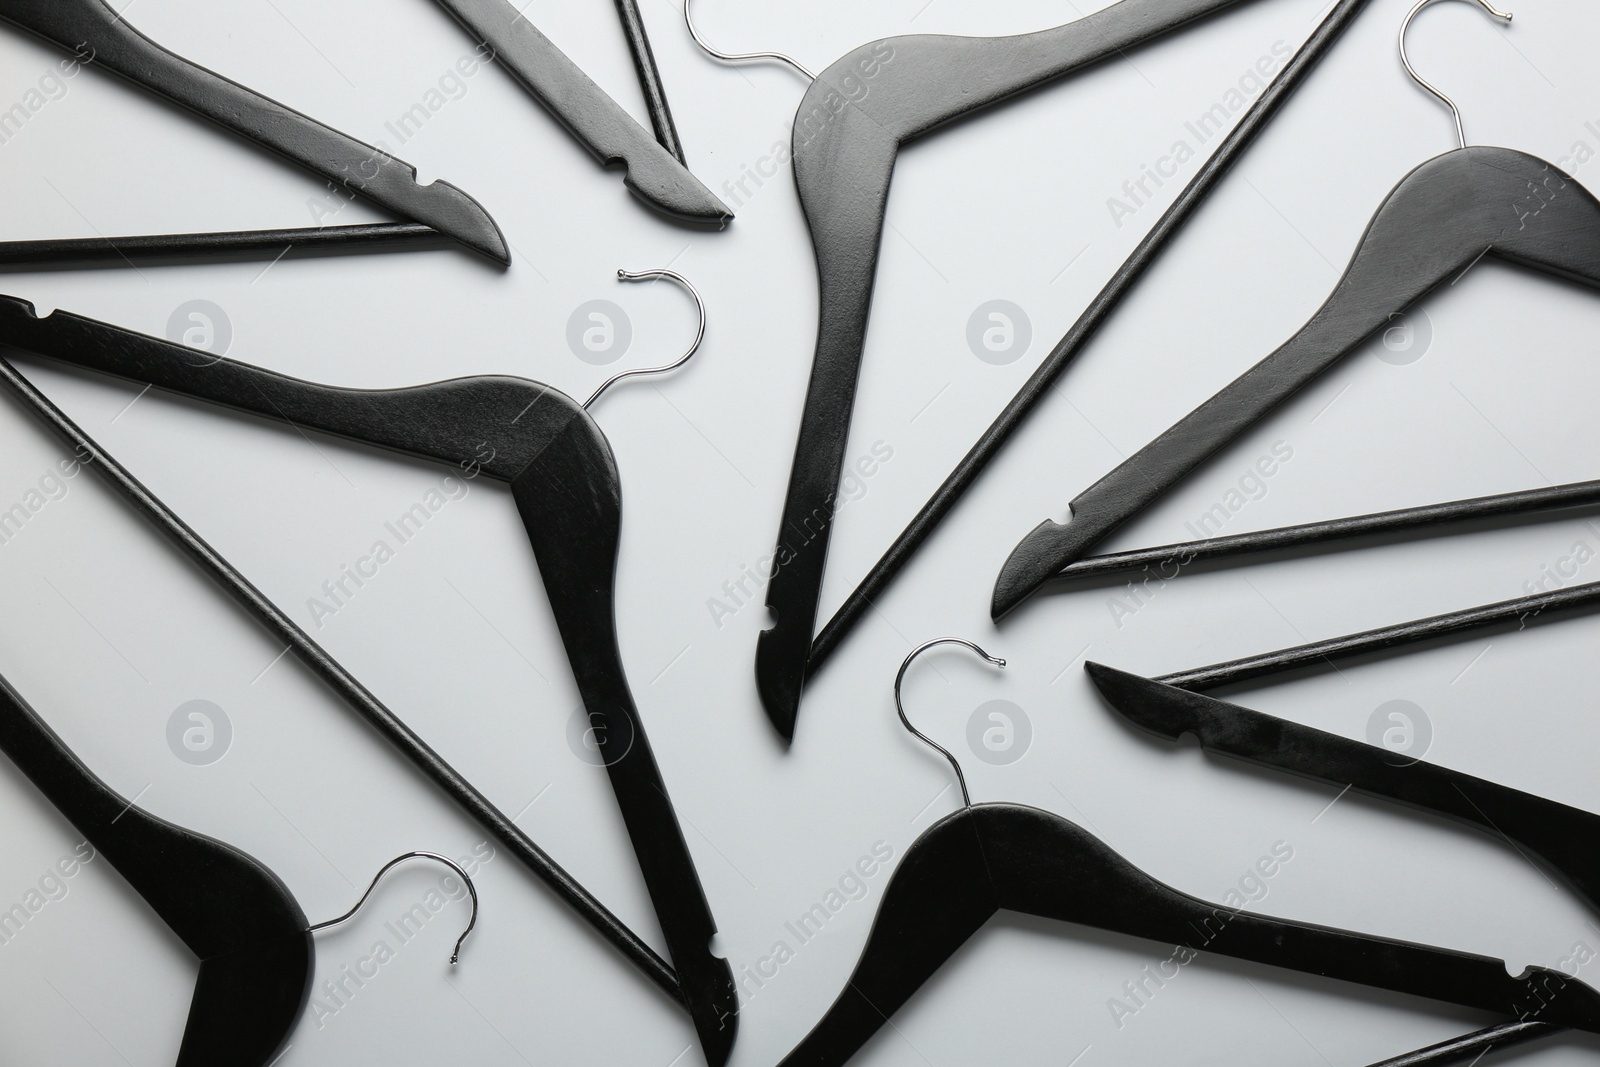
[
  {"x1": 785, "y1": 804, "x2": 1600, "y2": 1064},
  {"x1": 777, "y1": 811, "x2": 998, "y2": 1066},
  {"x1": 816, "y1": 0, "x2": 1258, "y2": 138},
  {"x1": 994, "y1": 147, "x2": 1600, "y2": 617},
  {"x1": 510, "y1": 420, "x2": 738, "y2": 1064},
  {"x1": 428, "y1": 0, "x2": 729, "y2": 225},
  {"x1": 0, "y1": 673, "x2": 311, "y2": 1066},
  {"x1": 1087, "y1": 665, "x2": 1600, "y2": 910},
  {"x1": 0, "y1": 0, "x2": 507, "y2": 262},
  {"x1": 0, "y1": 296, "x2": 580, "y2": 478},
  {"x1": 983, "y1": 805, "x2": 1600, "y2": 1028}
]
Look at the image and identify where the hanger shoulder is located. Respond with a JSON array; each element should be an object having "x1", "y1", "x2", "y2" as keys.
[
  {"x1": 0, "y1": 297, "x2": 583, "y2": 477},
  {"x1": 1087, "y1": 664, "x2": 1600, "y2": 913},
  {"x1": 778, "y1": 810, "x2": 999, "y2": 1066},
  {"x1": 993, "y1": 147, "x2": 1600, "y2": 616},
  {"x1": 0, "y1": 674, "x2": 310, "y2": 1066},
  {"x1": 427, "y1": 0, "x2": 730, "y2": 225},
  {"x1": 808, "y1": 0, "x2": 1246, "y2": 143},
  {"x1": 977, "y1": 803, "x2": 1600, "y2": 1030},
  {"x1": 0, "y1": 0, "x2": 508, "y2": 262}
]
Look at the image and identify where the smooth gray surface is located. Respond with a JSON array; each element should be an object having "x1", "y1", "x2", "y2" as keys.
[{"x1": 1, "y1": 0, "x2": 1599, "y2": 1064}]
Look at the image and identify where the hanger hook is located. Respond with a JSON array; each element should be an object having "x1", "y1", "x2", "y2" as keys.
[
  {"x1": 310, "y1": 851, "x2": 479, "y2": 965},
  {"x1": 893, "y1": 638, "x2": 1007, "y2": 809},
  {"x1": 1399, "y1": 0, "x2": 1513, "y2": 150},
  {"x1": 684, "y1": 0, "x2": 816, "y2": 82},
  {"x1": 583, "y1": 268, "x2": 707, "y2": 410}
]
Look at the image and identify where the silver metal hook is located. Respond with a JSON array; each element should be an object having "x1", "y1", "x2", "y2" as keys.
[
  {"x1": 310, "y1": 851, "x2": 479, "y2": 965},
  {"x1": 1399, "y1": 0, "x2": 1513, "y2": 150},
  {"x1": 583, "y1": 268, "x2": 706, "y2": 410},
  {"x1": 893, "y1": 638, "x2": 1007, "y2": 809},
  {"x1": 684, "y1": 0, "x2": 816, "y2": 82}
]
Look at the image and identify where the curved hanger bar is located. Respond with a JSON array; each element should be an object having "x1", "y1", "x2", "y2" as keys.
[
  {"x1": 584, "y1": 268, "x2": 707, "y2": 408},
  {"x1": 312, "y1": 852, "x2": 479, "y2": 964},
  {"x1": 0, "y1": 0, "x2": 508, "y2": 262},
  {"x1": 751, "y1": 0, "x2": 1259, "y2": 742},
  {"x1": 0, "y1": 297, "x2": 739, "y2": 1065},
  {"x1": 1399, "y1": 0, "x2": 1513, "y2": 150},
  {"x1": 684, "y1": 0, "x2": 814, "y2": 80},
  {"x1": 0, "y1": 672, "x2": 310, "y2": 1066},
  {"x1": 993, "y1": 145, "x2": 1600, "y2": 617},
  {"x1": 893, "y1": 638, "x2": 1006, "y2": 808}
]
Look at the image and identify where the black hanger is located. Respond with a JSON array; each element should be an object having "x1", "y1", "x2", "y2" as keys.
[
  {"x1": 0, "y1": 671, "x2": 310, "y2": 1065},
  {"x1": 0, "y1": 0, "x2": 509, "y2": 265},
  {"x1": 683, "y1": 0, "x2": 1374, "y2": 740},
  {"x1": 992, "y1": 0, "x2": 1600, "y2": 618},
  {"x1": 1089, "y1": 664, "x2": 1600, "y2": 915},
  {"x1": 779, "y1": 639, "x2": 1600, "y2": 1066},
  {"x1": 1052, "y1": 478, "x2": 1600, "y2": 587},
  {"x1": 427, "y1": 0, "x2": 729, "y2": 225},
  {"x1": 0, "y1": 286, "x2": 738, "y2": 1065},
  {"x1": 0, "y1": 667, "x2": 482, "y2": 1065},
  {"x1": 689, "y1": 0, "x2": 1258, "y2": 739},
  {"x1": 1084, "y1": 663, "x2": 1600, "y2": 1064},
  {"x1": 0, "y1": 355, "x2": 687, "y2": 1012}
]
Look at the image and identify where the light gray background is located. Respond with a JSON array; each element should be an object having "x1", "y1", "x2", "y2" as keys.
[{"x1": 2, "y1": 0, "x2": 1600, "y2": 1063}]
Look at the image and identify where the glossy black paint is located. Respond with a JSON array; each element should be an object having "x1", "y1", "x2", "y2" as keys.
[
  {"x1": 0, "y1": 354, "x2": 684, "y2": 1006},
  {"x1": 0, "y1": 673, "x2": 311, "y2": 1067},
  {"x1": 429, "y1": 0, "x2": 728, "y2": 226},
  {"x1": 760, "y1": 0, "x2": 1371, "y2": 739},
  {"x1": 1158, "y1": 579, "x2": 1600, "y2": 693},
  {"x1": 779, "y1": 803, "x2": 1600, "y2": 1066},
  {"x1": 1052, "y1": 479, "x2": 1600, "y2": 584},
  {"x1": 0, "y1": 302, "x2": 737, "y2": 1065},
  {"x1": 0, "y1": 0, "x2": 509, "y2": 264},
  {"x1": 994, "y1": 147, "x2": 1600, "y2": 617}
]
